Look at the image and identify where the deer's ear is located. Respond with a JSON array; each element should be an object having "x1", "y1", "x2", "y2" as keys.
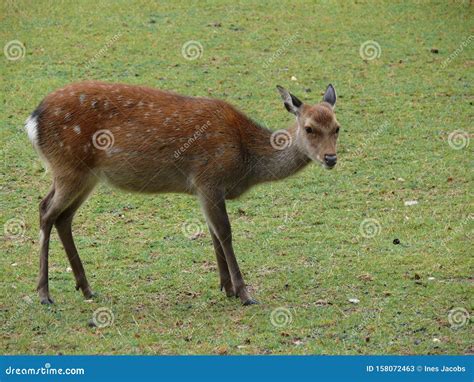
[
  {"x1": 276, "y1": 85, "x2": 302, "y2": 115},
  {"x1": 323, "y1": 84, "x2": 337, "y2": 108}
]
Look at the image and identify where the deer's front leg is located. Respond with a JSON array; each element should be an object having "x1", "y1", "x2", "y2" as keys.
[
  {"x1": 199, "y1": 191, "x2": 258, "y2": 305},
  {"x1": 209, "y1": 228, "x2": 235, "y2": 297}
]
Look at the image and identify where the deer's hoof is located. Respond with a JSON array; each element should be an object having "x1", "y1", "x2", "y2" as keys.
[
  {"x1": 83, "y1": 289, "x2": 96, "y2": 299},
  {"x1": 40, "y1": 297, "x2": 54, "y2": 305},
  {"x1": 243, "y1": 298, "x2": 259, "y2": 306}
]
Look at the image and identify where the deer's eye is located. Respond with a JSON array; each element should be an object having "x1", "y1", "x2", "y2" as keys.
[
  {"x1": 305, "y1": 126, "x2": 313, "y2": 134},
  {"x1": 335, "y1": 127, "x2": 340, "y2": 134}
]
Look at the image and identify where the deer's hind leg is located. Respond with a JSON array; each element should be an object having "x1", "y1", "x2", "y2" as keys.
[
  {"x1": 37, "y1": 174, "x2": 95, "y2": 304},
  {"x1": 54, "y1": 179, "x2": 97, "y2": 299}
]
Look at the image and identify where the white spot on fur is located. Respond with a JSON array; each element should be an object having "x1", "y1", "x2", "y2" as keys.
[
  {"x1": 73, "y1": 125, "x2": 81, "y2": 134},
  {"x1": 79, "y1": 94, "x2": 86, "y2": 104},
  {"x1": 108, "y1": 147, "x2": 123, "y2": 154},
  {"x1": 64, "y1": 112, "x2": 72, "y2": 121},
  {"x1": 91, "y1": 100, "x2": 98, "y2": 108}
]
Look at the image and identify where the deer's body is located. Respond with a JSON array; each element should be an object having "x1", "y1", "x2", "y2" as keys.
[{"x1": 27, "y1": 81, "x2": 340, "y2": 305}]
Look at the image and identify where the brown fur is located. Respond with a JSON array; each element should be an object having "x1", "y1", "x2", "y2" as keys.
[{"x1": 28, "y1": 81, "x2": 340, "y2": 305}]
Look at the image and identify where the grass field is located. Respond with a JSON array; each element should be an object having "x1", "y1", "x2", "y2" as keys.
[{"x1": 1, "y1": 0, "x2": 472, "y2": 355}]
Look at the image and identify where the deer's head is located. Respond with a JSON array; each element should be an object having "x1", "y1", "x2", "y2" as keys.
[{"x1": 277, "y1": 84, "x2": 340, "y2": 169}]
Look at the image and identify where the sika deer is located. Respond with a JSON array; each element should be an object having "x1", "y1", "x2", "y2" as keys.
[{"x1": 25, "y1": 81, "x2": 340, "y2": 305}]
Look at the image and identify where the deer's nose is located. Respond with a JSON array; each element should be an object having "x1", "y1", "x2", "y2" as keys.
[{"x1": 324, "y1": 154, "x2": 337, "y2": 168}]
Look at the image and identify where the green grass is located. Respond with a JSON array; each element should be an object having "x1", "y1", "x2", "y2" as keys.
[{"x1": 1, "y1": 0, "x2": 472, "y2": 355}]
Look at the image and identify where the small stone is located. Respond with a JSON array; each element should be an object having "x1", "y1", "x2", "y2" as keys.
[
  {"x1": 404, "y1": 200, "x2": 418, "y2": 206},
  {"x1": 428, "y1": 277, "x2": 435, "y2": 281},
  {"x1": 432, "y1": 338, "x2": 441, "y2": 343},
  {"x1": 430, "y1": 48, "x2": 439, "y2": 54},
  {"x1": 393, "y1": 238, "x2": 400, "y2": 245},
  {"x1": 291, "y1": 76, "x2": 297, "y2": 81},
  {"x1": 348, "y1": 298, "x2": 360, "y2": 304},
  {"x1": 66, "y1": 267, "x2": 72, "y2": 273},
  {"x1": 87, "y1": 319, "x2": 97, "y2": 328}
]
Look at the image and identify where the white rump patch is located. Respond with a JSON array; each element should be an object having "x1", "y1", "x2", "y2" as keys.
[
  {"x1": 25, "y1": 115, "x2": 38, "y2": 145},
  {"x1": 73, "y1": 125, "x2": 81, "y2": 134},
  {"x1": 25, "y1": 113, "x2": 51, "y2": 170}
]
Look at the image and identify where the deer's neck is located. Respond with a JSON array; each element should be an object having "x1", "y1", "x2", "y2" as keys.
[{"x1": 246, "y1": 124, "x2": 311, "y2": 185}]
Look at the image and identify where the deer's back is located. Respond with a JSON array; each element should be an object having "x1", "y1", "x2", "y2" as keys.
[{"x1": 28, "y1": 81, "x2": 258, "y2": 194}]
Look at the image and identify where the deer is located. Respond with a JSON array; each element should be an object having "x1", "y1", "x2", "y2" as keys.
[{"x1": 25, "y1": 81, "x2": 340, "y2": 306}]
